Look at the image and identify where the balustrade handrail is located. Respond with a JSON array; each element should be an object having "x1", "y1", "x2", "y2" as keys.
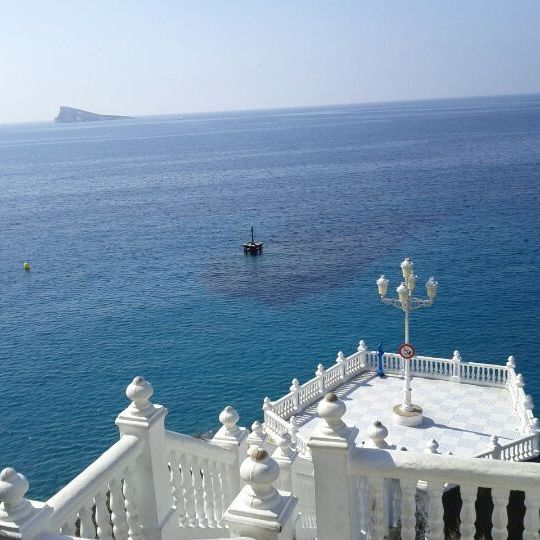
[
  {"x1": 165, "y1": 430, "x2": 236, "y2": 465},
  {"x1": 46, "y1": 435, "x2": 142, "y2": 528},
  {"x1": 349, "y1": 446, "x2": 540, "y2": 490},
  {"x1": 475, "y1": 433, "x2": 538, "y2": 459}
]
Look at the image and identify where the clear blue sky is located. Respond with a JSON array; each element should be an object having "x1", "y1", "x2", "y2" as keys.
[{"x1": 1, "y1": 1, "x2": 539, "y2": 123}]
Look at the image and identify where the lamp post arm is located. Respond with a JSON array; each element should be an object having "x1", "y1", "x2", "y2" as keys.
[{"x1": 408, "y1": 297, "x2": 434, "y2": 311}]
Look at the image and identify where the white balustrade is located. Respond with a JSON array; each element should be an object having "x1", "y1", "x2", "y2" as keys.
[{"x1": 45, "y1": 435, "x2": 143, "y2": 538}]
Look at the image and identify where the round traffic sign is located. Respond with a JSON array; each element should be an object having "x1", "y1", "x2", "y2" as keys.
[{"x1": 399, "y1": 343, "x2": 415, "y2": 359}]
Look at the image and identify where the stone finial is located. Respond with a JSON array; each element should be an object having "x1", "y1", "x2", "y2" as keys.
[
  {"x1": 0, "y1": 468, "x2": 33, "y2": 522},
  {"x1": 278, "y1": 432, "x2": 294, "y2": 459},
  {"x1": 524, "y1": 395, "x2": 534, "y2": 410},
  {"x1": 357, "y1": 340, "x2": 367, "y2": 353},
  {"x1": 126, "y1": 376, "x2": 154, "y2": 414},
  {"x1": 317, "y1": 392, "x2": 347, "y2": 435},
  {"x1": 452, "y1": 350, "x2": 461, "y2": 362},
  {"x1": 247, "y1": 421, "x2": 266, "y2": 448},
  {"x1": 529, "y1": 418, "x2": 539, "y2": 434},
  {"x1": 516, "y1": 374, "x2": 525, "y2": 387},
  {"x1": 506, "y1": 356, "x2": 516, "y2": 369},
  {"x1": 262, "y1": 397, "x2": 272, "y2": 411},
  {"x1": 336, "y1": 351, "x2": 345, "y2": 364},
  {"x1": 487, "y1": 435, "x2": 502, "y2": 459},
  {"x1": 219, "y1": 406, "x2": 241, "y2": 437},
  {"x1": 239, "y1": 447, "x2": 281, "y2": 508},
  {"x1": 424, "y1": 439, "x2": 440, "y2": 454},
  {"x1": 315, "y1": 364, "x2": 325, "y2": 377},
  {"x1": 289, "y1": 379, "x2": 300, "y2": 393},
  {"x1": 364, "y1": 420, "x2": 390, "y2": 449}
]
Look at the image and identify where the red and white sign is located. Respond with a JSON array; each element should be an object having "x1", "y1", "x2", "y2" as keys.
[{"x1": 399, "y1": 343, "x2": 415, "y2": 359}]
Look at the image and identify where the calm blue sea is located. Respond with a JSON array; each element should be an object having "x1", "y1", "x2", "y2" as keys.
[{"x1": 1, "y1": 95, "x2": 540, "y2": 499}]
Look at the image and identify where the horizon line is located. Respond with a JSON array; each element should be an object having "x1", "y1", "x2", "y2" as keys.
[{"x1": 2, "y1": 90, "x2": 540, "y2": 127}]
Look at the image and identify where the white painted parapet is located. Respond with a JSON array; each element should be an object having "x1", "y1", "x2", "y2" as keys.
[
  {"x1": 115, "y1": 376, "x2": 179, "y2": 540},
  {"x1": 222, "y1": 448, "x2": 297, "y2": 540}
]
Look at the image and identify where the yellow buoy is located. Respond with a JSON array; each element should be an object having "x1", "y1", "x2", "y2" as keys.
[{"x1": 23, "y1": 261, "x2": 31, "y2": 271}]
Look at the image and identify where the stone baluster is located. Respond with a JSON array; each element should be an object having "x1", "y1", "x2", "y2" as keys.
[
  {"x1": 308, "y1": 392, "x2": 358, "y2": 540},
  {"x1": 223, "y1": 447, "x2": 298, "y2": 540},
  {"x1": 211, "y1": 405, "x2": 248, "y2": 499},
  {"x1": 459, "y1": 484, "x2": 478, "y2": 540},
  {"x1": 357, "y1": 339, "x2": 367, "y2": 367},
  {"x1": 315, "y1": 364, "x2": 325, "y2": 394},
  {"x1": 289, "y1": 379, "x2": 301, "y2": 411},
  {"x1": 247, "y1": 420, "x2": 267, "y2": 449},
  {"x1": 451, "y1": 350, "x2": 462, "y2": 383},
  {"x1": 523, "y1": 492, "x2": 540, "y2": 539},
  {"x1": 490, "y1": 488, "x2": 509, "y2": 540},
  {"x1": 336, "y1": 351, "x2": 346, "y2": 380},
  {"x1": 168, "y1": 453, "x2": 187, "y2": 527},
  {"x1": 0, "y1": 467, "x2": 44, "y2": 540},
  {"x1": 60, "y1": 520, "x2": 77, "y2": 537},
  {"x1": 399, "y1": 479, "x2": 418, "y2": 540},
  {"x1": 179, "y1": 453, "x2": 197, "y2": 527},
  {"x1": 123, "y1": 473, "x2": 143, "y2": 540},
  {"x1": 191, "y1": 456, "x2": 206, "y2": 527},
  {"x1": 424, "y1": 439, "x2": 440, "y2": 454},
  {"x1": 272, "y1": 433, "x2": 297, "y2": 492},
  {"x1": 78, "y1": 504, "x2": 96, "y2": 538},
  {"x1": 289, "y1": 415, "x2": 298, "y2": 446},
  {"x1": 115, "y1": 376, "x2": 178, "y2": 540},
  {"x1": 109, "y1": 476, "x2": 130, "y2": 540},
  {"x1": 426, "y1": 482, "x2": 445, "y2": 540},
  {"x1": 486, "y1": 435, "x2": 502, "y2": 459},
  {"x1": 201, "y1": 458, "x2": 215, "y2": 527},
  {"x1": 211, "y1": 460, "x2": 224, "y2": 526},
  {"x1": 95, "y1": 491, "x2": 114, "y2": 540},
  {"x1": 364, "y1": 420, "x2": 391, "y2": 449}
]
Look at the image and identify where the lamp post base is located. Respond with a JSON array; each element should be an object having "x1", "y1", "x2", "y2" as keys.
[{"x1": 392, "y1": 404, "x2": 424, "y2": 427}]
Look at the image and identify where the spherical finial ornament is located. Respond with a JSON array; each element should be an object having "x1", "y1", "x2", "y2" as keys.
[
  {"x1": 365, "y1": 420, "x2": 389, "y2": 448},
  {"x1": 219, "y1": 405, "x2": 240, "y2": 434},
  {"x1": 251, "y1": 421, "x2": 263, "y2": 435},
  {"x1": 336, "y1": 351, "x2": 345, "y2": 364},
  {"x1": 290, "y1": 379, "x2": 300, "y2": 392},
  {"x1": 452, "y1": 350, "x2": 461, "y2": 361},
  {"x1": 424, "y1": 439, "x2": 440, "y2": 454},
  {"x1": 316, "y1": 363, "x2": 325, "y2": 377},
  {"x1": 0, "y1": 468, "x2": 32, "y2": 521},
  {"x1": 358, "y1": 339, "x2": 367, "y2": 353},
  {"x1": 506, "y1": 355, "x2": 516, "y2": 368},
  {"x1": 524, "y1": 395, "x2": 534, "y2": 410},
  {"x1": 279, "y1": 432, "x2": 293, "y2": 455},
  {"x1": 317, "y1": 392, "x2": 346, "y2": 434},
  {"x1": 126, "y1": 376, "x2": 154, "y2": 413},
  {"x1": 516, "y1": 374, "x2": 525, "y2": 387},
  {"x1": 239, "y1": 446, "x2": 280, "y2": 489},
  {"x1": 530, "y1": 418, "x2": 540, "y2": 433},
  {"x1": 262, "y1": 397, "x2": 272, "y2": 411}
]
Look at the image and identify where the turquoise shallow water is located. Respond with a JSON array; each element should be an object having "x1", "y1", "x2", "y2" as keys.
[{"x1": 1, "y1": 95, "x2": 540, "y2": 498}]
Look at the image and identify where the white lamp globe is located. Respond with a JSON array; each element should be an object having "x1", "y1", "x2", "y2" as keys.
[
  {"x1": 400, "y1": 258, "x2": 413, "y2": 278},
  {"x1": 426, "y1": 277, "x2": 438, "y2": 299},
  {"x1": 406, "y1": 273, "x2": 417, "y2": 292},
  {"x1": 376, "y1": 275, "x2": 389, "y2": 297},
  {"x1": 397, "y1": 282, "x2": 409, "y2": 304}
]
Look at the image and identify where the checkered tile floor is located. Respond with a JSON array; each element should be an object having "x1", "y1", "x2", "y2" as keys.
[{"x1": 297, "y1": 372, "x2": 522, "y2": 456}]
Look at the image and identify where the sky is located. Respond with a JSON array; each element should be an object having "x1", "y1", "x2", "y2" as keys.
[{"x1": 1, "y1": 1, "x2": 540, "y2": 123}]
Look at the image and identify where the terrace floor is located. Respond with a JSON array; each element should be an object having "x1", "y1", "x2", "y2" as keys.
[{"x1": 296, "y1": 372, "x2": 522, "y2": 456}]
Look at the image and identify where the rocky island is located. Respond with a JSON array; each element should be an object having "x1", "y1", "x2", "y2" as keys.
[{"x1": 54, "y1": 106, "x2": 132, "y2": 123}]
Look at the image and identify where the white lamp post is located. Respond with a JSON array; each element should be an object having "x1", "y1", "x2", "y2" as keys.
[{"x1": 376, "y1": 258, "x2": 438, "y2": 426}]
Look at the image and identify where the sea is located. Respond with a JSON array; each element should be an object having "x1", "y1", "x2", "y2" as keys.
[{"x1": 1, "y1": 94, "x2": 539, "y2": 499}]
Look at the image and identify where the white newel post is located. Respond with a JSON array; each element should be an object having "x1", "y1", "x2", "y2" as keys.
[
  {"x1": 290, "y1": 379, "x2": 300, "y2": 412},
  {"x1": 315, "y1": 364, "x2": 325, "y2": 394},
  {"x1": 248, "y1": 421, "x2": 268, "y2": 450},
  {"x1": 272, "y1": 433, "x2": 297, "y2": 492},
  {"x1": 308, "y1": 392, "x2": 359, "y2": 540},
  {"x1": 115, "y1": 377, "x2": 178, "y2": 540},
  {"x1": 211, "y1": 405, "x2": 249, "y2": 498},
  {"x1": 357, "y1": 340, "x2": 367, "y2": 367},
  {"x1": 0, "y1": 468, "x2": 48, "y2": 540},
  {"x1": 486, "y1": 435, "x2": 502, "y2": 459},
  {"x1": 336, "y1": 351, "x2": 346, "y2": 380},
  {"x1": 451, "y1": 350, "x2": 461, "y2": 383},
  {"x1": 222, "y1": 447, "x2": 298, "y2": 540}
]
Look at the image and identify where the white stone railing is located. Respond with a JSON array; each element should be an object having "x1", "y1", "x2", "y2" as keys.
[
  {"x1": 475, "y1": 433, "x2": 538, "y2": 461},
  {"x1": 166, "y1": 430, "x2": 237, "y2": 531},
  {"x1": 46, "y1": 434, "x2": 143, "y2": 538},
  {"x1": 264, "y1": 341, "x2": 539, "y2": 461},
  {"x1": 308, "y1": 392, "x2": 540, "y2": 540}
]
